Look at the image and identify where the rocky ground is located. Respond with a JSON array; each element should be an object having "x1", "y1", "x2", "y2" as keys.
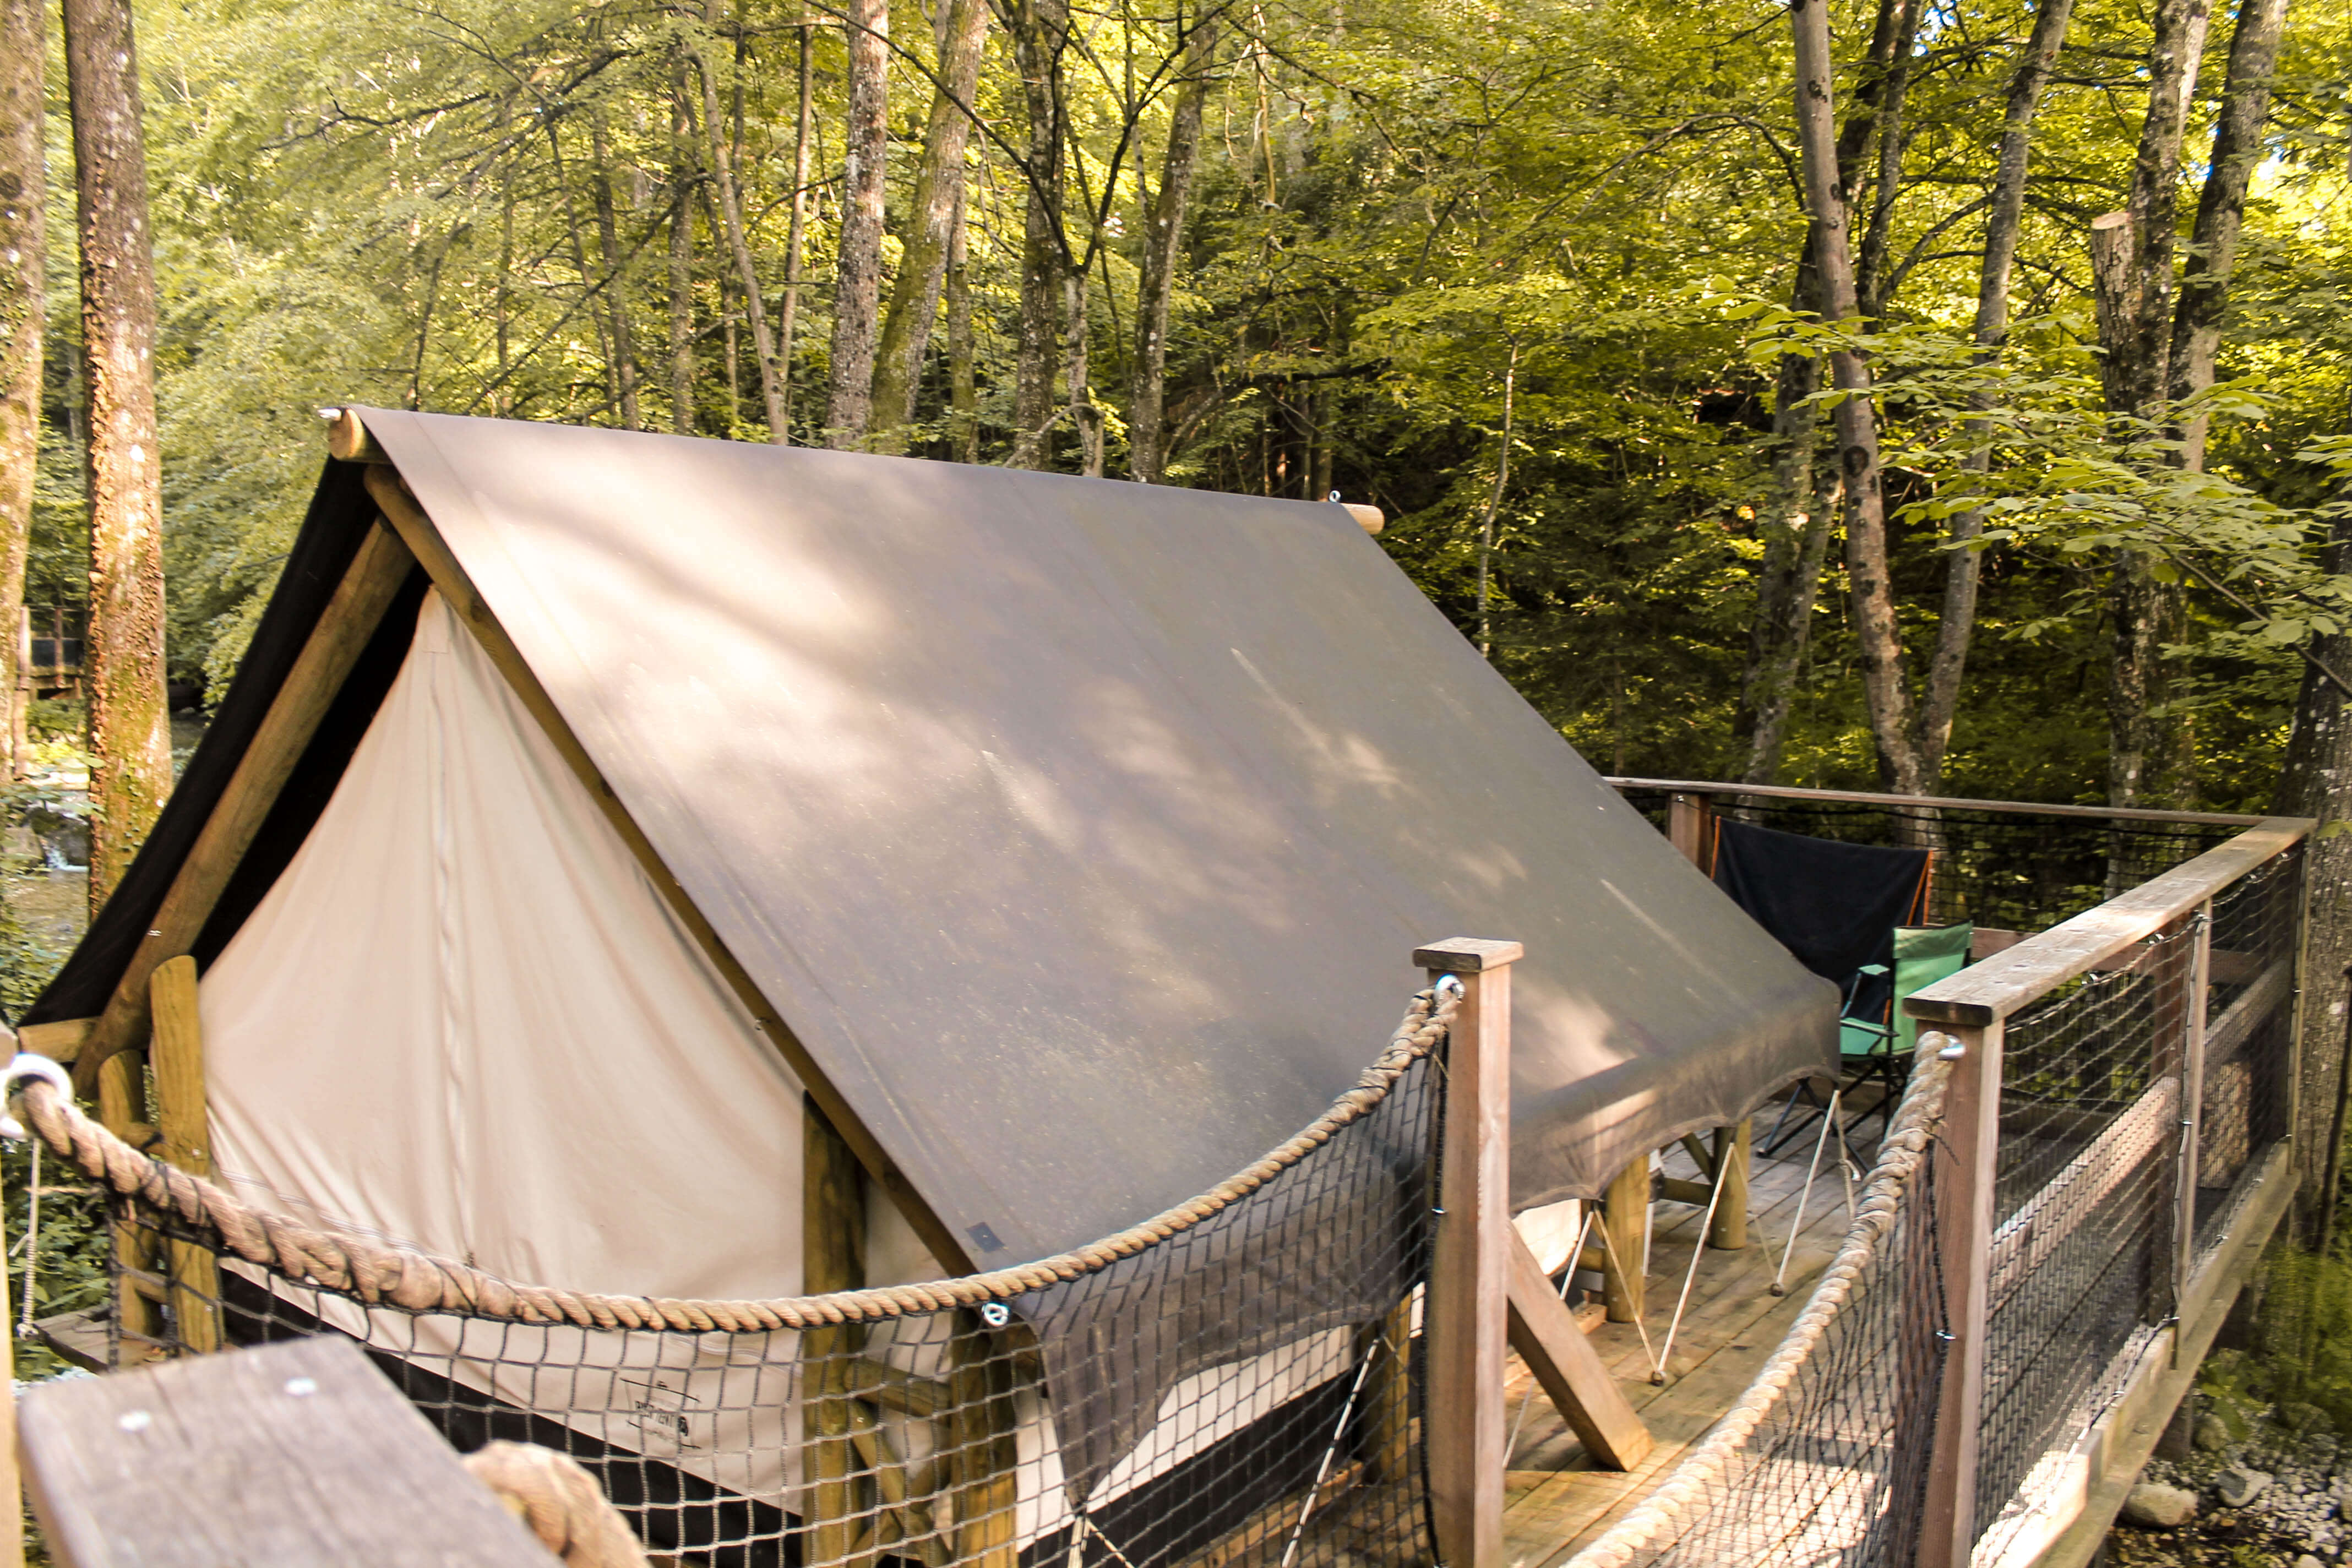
[{"x1": 2110, "y1": 1420, "x2": 2346, "y2": 1566}]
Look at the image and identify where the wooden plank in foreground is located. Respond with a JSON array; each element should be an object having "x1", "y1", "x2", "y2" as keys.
[{"x1": 19, "y1": 1335, "x2": 554, "y2": 1568}]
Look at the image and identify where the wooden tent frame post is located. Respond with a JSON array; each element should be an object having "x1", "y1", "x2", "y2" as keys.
[
  {"x1": 804, "y1": 1099, "x2": 870, "y2": 1568},
  {"x1": 148, "y1": 956, "x2": 220, "y2": 1354},
  {"x1": 1419, "y1": 937, "x2": 1519, "y2": 1568}
]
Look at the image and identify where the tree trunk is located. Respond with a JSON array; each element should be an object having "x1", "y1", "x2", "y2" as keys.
[
  {"x1": 62, "y1": 0, "x2": 172, "y2": 906},
  {"x1": 1853, "y1": 0, "x2": 1921, "y2": 317},
  {"x1": 1740, "y1": 349, "x2": 1826, "y2": 784},
  {"x1": 2096, "y1": 0, "x2": 2212, "y2": 806},
  {"x1": 1063, "y1": 264, "x2": 1103, "y2": 476},
  {"x1": 588, "y1": 116, "x2": 641, "y2": 430},
  {"x1": 669, "y1": 64, "x2": 698, "y2": 436},
  {"x1": 946, "y1": 182, "x2": 978, "y2": 461},
  {"x1": 690, "y1": 26, "x2": 790, "y2": 441},
  {"x1": 775, "y1": 15, "x2": 814, "y2": 440},
  {"x1": 1791, "y1": 0, "x2": 1926, "y2": 795},
  {"x1": 0, "y1": 0, "x2": 43, "y2": 782},
  {"x1": 2170, "y1": 0, "x2": 2290, "y2": 470},
  {"x1": 1129, "y1": 15, "x2": 1216, "y2": 483},
  {"x1": 825, "y1": 0, "x2": 891, "y2": 446},
  {"x1": 869, "y1": 0, "x2": 989, "y2": 452},
  {"x1": 1921, "y1": 0, "x2": 2076, "y2": 785},
  {"x1": 1004, "y1": 0, "x2": 1069, "y2": 470},
  {"x1": 1476, "y1": 345, "x2": 1517, "y2": 658},
  {"x1": 2275, "y1": 501, "x2": 2352, "y2": 1209},
  {"x1": 543, "y1": 122, "x2": 619, "y2": 413}
]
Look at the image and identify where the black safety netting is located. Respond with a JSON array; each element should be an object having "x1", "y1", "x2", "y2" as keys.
[
  {"x1": 1566, "y1": 1057, "x2": 1952, "y2": 1568},
  {"x1": 1612, "y1": 788, "x2": 2240, "y2": 938},
  {"x1": 75, "y1": 1001, "x2": 1447, "y2": 1568}
]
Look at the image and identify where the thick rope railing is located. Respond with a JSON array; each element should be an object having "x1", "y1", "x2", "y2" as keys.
[
  {"x1": 463, "y1": 1442, "x2": 654, "y2": 1568},
  {"x1": 0, "y1": 987, "x2": 1456, "y2": 1333},
  {"x1": 1560, "y1": 1037, "x2": 1958, "y2": 1568}
]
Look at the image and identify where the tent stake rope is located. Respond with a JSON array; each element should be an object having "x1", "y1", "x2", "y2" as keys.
[{"x1": 0, "y1": 988, "x2": 1458, "y2": 1334}]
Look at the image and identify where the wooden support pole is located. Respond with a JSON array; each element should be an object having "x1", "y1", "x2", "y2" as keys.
[
  {"x1": 95, "y1": 1049, "x2": 158, "y2": 1359},
  {"x1": 1357, "y1": 1300, "x2": 1413, "y2": 1485},
  {"x1": 1504, "y1": 1230, "x2": 1650, "y2": 1469},
  {"x1": 1919, "y1": 1022, "x2": 2002, "y2": 1568},
  {"x1": 148, "y1": 957, "x2": 220, "y2": 1355},
  {"x1": 2173, "y1": 903, "x2": 2212, "y2": 1344},
  {"x1": 1417, "y1": 935, "x2": 1520, "y2": 1568},
  {"x1": 1668, "y1": 791, "x2": 1712, "y2": 869},
  {"x1": 803, "y1": 1098, "x2": 869, "y2": 1568},
  {"x1": 948, "y1": 1314, "x2": 1020, "y2": 1568},
  {"x1": 1602, "y1": 1157, "x2": 1649, "y2": 1324},
  {"x1": 1709, "y1": 1119, "x2": 1751, "y2": 1251}
]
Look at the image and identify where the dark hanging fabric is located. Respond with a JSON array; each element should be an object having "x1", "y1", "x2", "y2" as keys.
[
  {"x1": 1711, "y1": 818, "x2": 1931, "y2": 988},
  {"x1": 25, "y1": 461, "x2": 385, "y2": 1025}
]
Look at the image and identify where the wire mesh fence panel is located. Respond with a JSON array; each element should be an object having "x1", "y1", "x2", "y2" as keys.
[
  {"x1": 63, "y1": 1002, "x2": 1447, "y2": 1568},
  {"x1": 1969, "y1": 926, "x2": 2191, "y2": 1542},
  {"x1": 2196, "y1": 848, "x2": 2302, "y2": 1246},
  {"x1": 1613, "y1": 789, "x2": 2239, "y2": 939}
]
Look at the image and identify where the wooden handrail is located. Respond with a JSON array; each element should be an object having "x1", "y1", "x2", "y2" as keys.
[
  {"x1": 1604, "y1": 777, "x2": 2274, "y2": 829},
  {"x1": 1904, "y1": 817, "x2": 2312, "y2": 1028}
]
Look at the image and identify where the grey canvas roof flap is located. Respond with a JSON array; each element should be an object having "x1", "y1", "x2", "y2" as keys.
[{"x1": 91, "y1": 409, "x2": 1838, "y2": 1265}]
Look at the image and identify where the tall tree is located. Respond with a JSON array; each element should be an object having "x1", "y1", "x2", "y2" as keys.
[
  {"x1": 1790, "y1": 0, "x2": 1926, "y2": 794},
  {"x1": 869, "y1": 0, "x2": 990, "y2": 451},
  {"x1": 2095, "y1": 0, "x2": 2212, "y2": 807},
  {"x1": 2277, "y1": 500, "x2": 2352, "y2": 1208},
  {"x1": 1003, "y1": 0, "x2": 1069, "y2": 469},
  {"x1": 668, "y1": 65, "x2": 698, "y2": 436},
  {"x1": 824, "y1": 0, "x2": 890, "y2": 445},
  {"x1": 1922, "y1": 0, "x2": 2077, "y2": 784},
  {"x1": 587, "y1": 115, "x2": 643, "y2": 430},
  {"x1": 1129, "y1": 14, "x2": 1217, "y2": 483},
  {"x1": 689, "y1": 10, "x2": 790, "y2": 440},
  {"x1": 775, "y1": 15, "x2": 815, "y2": 440},
  {"x1": 945, "y1": 182, "x2": 978, "y2": 462},
  {"x1": 2171, "y1": 0, "x2": 2291, "y2": 471},
  {"x1": 63, "y1": 0, "x2": 173, "y2": 905},
  {"x1": 0, "y1": 0, "x2": 42, "y2": 780}
]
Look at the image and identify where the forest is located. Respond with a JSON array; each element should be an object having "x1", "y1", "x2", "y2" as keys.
[
  {"x1": 6, "y1": 0, "x2": 2352, "y2": 1555},
  {"x1": 1, "y1": 0, "x2": 2349, "y2": 827}
]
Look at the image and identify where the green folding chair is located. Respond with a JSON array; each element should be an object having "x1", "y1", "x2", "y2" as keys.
[{"x1": 1839, "y1": 921, "x2": 1973, "y2": 1138}]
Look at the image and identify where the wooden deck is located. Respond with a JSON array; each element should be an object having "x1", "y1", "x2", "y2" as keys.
[{"x1": 1502, "y1": 1117, "x2": 1869, "y2": 1567}]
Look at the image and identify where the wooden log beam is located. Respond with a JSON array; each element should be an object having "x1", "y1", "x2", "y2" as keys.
[
  {"x1": 1417, "y1": 935, "x2": 1521, "y2": 1568},
  {"x1": 324, "y1": 407, "x2": 393, "y2": 465},
  {"x1": 73, "y1": 519, "x2": 418, "y2": 1096},
  {"x1": 804, "y1": 1099, "x2": 868, "y2": 1568},
  {"x1": 18, "y1": 1018, "x2": 91, "y2": 1061},
  {"x1": 1504, "y1": 1228, "x2": 1651, "y2": 1470},
  {"x1": 362, "y1": 466, "x2": 973, "y2": 1277},
  {"x1": 148, "y1": 957, "x2": 220, "y2": 1355},
  {"x1": 1605, "y1": 776, "x2": 2282, "y2": 829},
  {"x1": 1602, "y1": 1156, "x2": 1649, "y2": 1324},
  {"x1": 948, "y1": 1314, "x2": 1019, "y2": 1568},
  {"x1": 1709, "y1": 1119, "x2": 1750, "y2": 1251}
]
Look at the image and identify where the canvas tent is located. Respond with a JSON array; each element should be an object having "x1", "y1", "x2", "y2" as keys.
[{"x1": 31, "y1": 407, "x2": 1833, "y2": 1298}]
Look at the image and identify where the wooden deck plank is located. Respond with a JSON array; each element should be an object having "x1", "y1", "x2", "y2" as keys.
[{"x1": 1500, "y1": 1141, "x2": 1866, "y2": 1567}]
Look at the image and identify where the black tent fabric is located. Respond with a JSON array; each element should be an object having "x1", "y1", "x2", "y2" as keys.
[
  {"x1": 1711, "y1": 818, "x2": 1931, "y2": 986},
  {"x1": 39, "y1": 410, "x2": 1839, "y2": 1262}
]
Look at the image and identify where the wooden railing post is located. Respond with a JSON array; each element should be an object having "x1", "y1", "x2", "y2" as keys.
[
  {"x1": 1919, "y1": 1021, "x2": 2001, "y2": 1568},
  {"x1": 2173, "y1": 903, "x2": 2213, "y2": 1342},
  {"x1": 1667, "y1": 791, "x2": 1712, "y2": 869},
  {"x1": 1417, "y1": 937, "x2": 1521, "y2": 1568}
]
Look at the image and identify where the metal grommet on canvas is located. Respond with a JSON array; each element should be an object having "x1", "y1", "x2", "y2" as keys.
[{"x1": 978, "y1": 1301, "x2": 1011, "y2": 1329}]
